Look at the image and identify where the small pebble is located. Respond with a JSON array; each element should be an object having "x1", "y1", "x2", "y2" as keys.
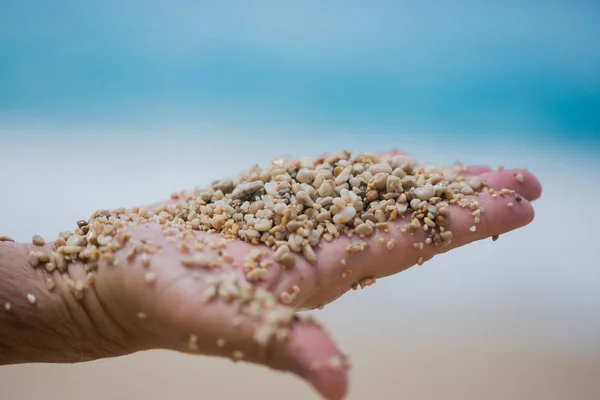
[
  {"x1": 35, "y1": 251, "x2": 49, "y2": 263},
  {"x1": 4, "y1": 302, "x2": 11, "y2": 311},
  {"x1": 26, "y1": 293, "x2": 36, "y2": 305},
  {"x1": 440, "y1": 231, "x2": 453, "y2": 242},
  {"x1": 188, "y1": 334, "x2": 199, "y2": 352},
  {"x1": 145, "y1": 272, "x2": 156, "y2": 284},
  {"x1": 326, "y1": 355, "x2": 344, "y2": 370},
  {"x1": 140, "y1": 253, "x2": 150, "y2": 267},
  {"x1": 63, "y1": 245, "x2": 82, "y2": 254},
  {"x1": 27, "y1": 251, "x2": 39, "y2": 267},
  {"x1": 355, "y1": 223, "x2": 374, "y2": 237},
  {"x1": 515, "y1": 173, "x2": 524, "y2": 183},
  {"x1": 32, "y1": 234, "x2": 45, "y2": 246}
]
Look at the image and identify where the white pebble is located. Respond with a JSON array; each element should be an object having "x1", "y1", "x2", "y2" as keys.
[
  {"x1": 333, "y1": 206, "x2": 357, "y2": 224},
  {"x1": 412, "y1": 184, "x2": 436, "y2": 201},
  {"x1": 369, "y1": 163, "x2": 393, "y2": 174},
  {"x1": 254, "y1": 219, "x2": 273, "y2": 232}
]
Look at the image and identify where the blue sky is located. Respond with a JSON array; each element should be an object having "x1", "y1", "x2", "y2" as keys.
[{"x1": 1, "y1": 1, "x2": 599, "y2": 144}]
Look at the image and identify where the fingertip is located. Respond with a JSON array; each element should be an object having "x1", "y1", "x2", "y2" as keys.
[
  {"x1": 442, "y1": 191, "x2": 536, "y2": 249},
  {"x1": 480, "y1": 169, "x2": 542, "y2": 202},
  {"x1": 478, "y1": 191, "x2": 536, "y2": 234},
  {"x1": 282, "y1": 321, "x2": 349, "y2": 400},
  {"x1": 507, "y1": 169, "x2": 542, "y2": 202},
  {"x1": 519, "y1": 170, "x2": 543, "y2": 201},
  {"x1": 517, "y1": 193, "x2": 535, "y2": 226}
]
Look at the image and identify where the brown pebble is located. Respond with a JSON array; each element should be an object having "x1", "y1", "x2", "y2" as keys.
[
  {"x1": 409, "y1": 219, "x2": 421, "y2": 229},
  {"x1": 27, "y1": 251, "x2": 39, "y2": 267},
  {"x1": 0, "y1": 236, "x2": 15, "y2": 242},
  {"x1": 32, "y1": 234, "x2": 45, "y2": 246},
  {"x1": 63, "y1": 245, "x2": 82, "y2": 254},
  {"x1": 35, "y1": 251, "x2": 49, "y2": 263},
  {"x1": 355, "y1": 223, "x2": 374, "y2": 237},
  {"x1": 375, "y1": 222, "x2": 389, "y2": 231},
  {"x1": 302, "y1": 244, "x2": 317, "y2": 264},
  {"x1": 440, "y1": 231, "x2": 453, "y2": 242},
  {"x1": 280, "y1": 253, "x2": 296, "y2": 268},
  {"x1": 366, "y1": 190, "x2": 379, "y2": 202}
]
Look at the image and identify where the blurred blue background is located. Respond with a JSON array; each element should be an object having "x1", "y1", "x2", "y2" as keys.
[
  {"x1": 1, "y1": 1, "x2": 599, "y2": 149},
  {"x1": 1, "y1": 2, "x2": 599, "y2": 400}
]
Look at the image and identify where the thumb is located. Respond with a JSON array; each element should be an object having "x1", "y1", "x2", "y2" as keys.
[{"x1": 167, "y1": 275, "x2": 349, "y2": 399}]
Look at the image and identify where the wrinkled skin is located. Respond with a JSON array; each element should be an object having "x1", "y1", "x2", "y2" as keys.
[{"x1": 8, "y1": 155, "x2": 542, "y2": 400}]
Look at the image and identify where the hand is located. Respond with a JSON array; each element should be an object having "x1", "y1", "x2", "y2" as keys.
[{"x1": 1, "y1": 153, "x2": 541, "y2": 400}]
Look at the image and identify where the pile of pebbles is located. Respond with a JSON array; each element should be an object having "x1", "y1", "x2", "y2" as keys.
[{"x1": 15, "y1": 151, "x2": 517, "y2": 360}]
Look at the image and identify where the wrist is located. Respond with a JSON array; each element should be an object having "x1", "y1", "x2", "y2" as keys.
[{"x1": 0, "y1": 241, "x2": 131, "y2": 365}]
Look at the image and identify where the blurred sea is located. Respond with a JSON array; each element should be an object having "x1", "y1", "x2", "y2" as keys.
[{"x1": 1, "y1": 1, "x2": 599, "y2": 399}]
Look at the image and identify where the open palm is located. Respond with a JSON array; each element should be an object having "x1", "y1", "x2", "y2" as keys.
[{"x1": 84, "y1": 159, "x2": 541, "y2": 400}]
